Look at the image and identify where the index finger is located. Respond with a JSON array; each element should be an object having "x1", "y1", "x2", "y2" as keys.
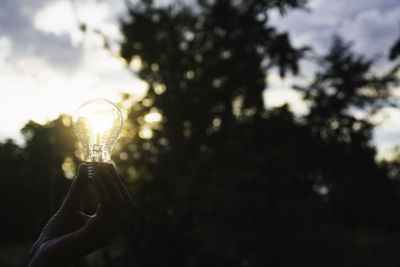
[{"x1": 106, "y1": 164, "x2": 134, "y2": 208}]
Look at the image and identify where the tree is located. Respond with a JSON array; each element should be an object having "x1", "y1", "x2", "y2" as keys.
[
  {"x1": 116, "y1": 1, "x2": 400, "y2": 265},
  {"x1": 294, "y1": 36, "x2": 399, "y2": 229},
  {"x1": 117, "y1": 0, "x2": 315, "y2": 266},
  {"x1": 389, "y1": 35, "x2": 400, "y2": 61}
]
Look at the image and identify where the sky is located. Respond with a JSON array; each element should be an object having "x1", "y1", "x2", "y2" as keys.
[
  {"x1": 0, "y1": 0, "x2": 148, "y2": 143},
  {"x1": 0, "y1": 0, "x2": 399, "y2": 157}
]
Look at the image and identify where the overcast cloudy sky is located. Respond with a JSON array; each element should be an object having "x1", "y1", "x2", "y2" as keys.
[{"x1": 0, "y1": 0, "x2": 399, "y2": 157}]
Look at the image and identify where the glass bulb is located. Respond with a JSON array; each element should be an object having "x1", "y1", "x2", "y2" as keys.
[{"x1": 73, "y1": 99, "x2": 123, "y2": 164}]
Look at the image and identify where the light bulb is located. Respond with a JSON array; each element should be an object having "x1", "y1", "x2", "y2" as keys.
[{"x1": 73, "y1": 99, "x2": 123, "y2": 177}]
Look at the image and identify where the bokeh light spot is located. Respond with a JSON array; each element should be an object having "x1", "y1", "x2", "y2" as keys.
[{"x1": 61, "y1": 156, "x2": 76, "y2": 179}]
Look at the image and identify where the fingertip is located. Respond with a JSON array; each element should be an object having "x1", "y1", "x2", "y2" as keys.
[
  {"x1": 77, "y1": 163, "x2": 88, "y2": 176},
  {"x1": 103, "y1": 163, "x2": 115, "y2": 174},
  {"x1": 99, "y1": 163, "x2": 114, "y2": 178},
  {"x1": 106, "y1": 163, "x2": 119, "y2": 178},
  {"x1": 72, "y1": 164, "x2": 86, "y2": 183},
  {"x1": 71, "y1": 164, "x2": 88, "y2": 184},
  {"x1": 105, "y1": 162, "x2": 113, "y2": 169},
  {"x1": 97, "y1": 162, "x2": 108, "y2": 171}
]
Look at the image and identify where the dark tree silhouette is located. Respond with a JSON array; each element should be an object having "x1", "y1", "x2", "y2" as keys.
[
  {"x1": 389, "y1": 35, "x2": 400, "y2": 60},
  {"x1": 115, "y1": 1, "x2": 400, "y2": 266},
  {"x1": 294, "y1": 36, "x2": 399, "y2": 230}
]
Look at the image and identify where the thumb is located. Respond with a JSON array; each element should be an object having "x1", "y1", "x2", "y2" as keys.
[{"x1": 61, "y1": 163, "x2": 88, "y2": 211}]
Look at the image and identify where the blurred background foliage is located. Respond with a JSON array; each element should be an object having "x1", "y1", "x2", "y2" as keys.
[{"x1": 1, "y1": 0, "x2": 400, "y2": 266}]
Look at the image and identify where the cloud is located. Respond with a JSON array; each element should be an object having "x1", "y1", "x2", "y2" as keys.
[
  {"x1": 339, "y1": 7, "x2": 400, "y2": 60},
  {"x1": 0, "y1": 0, "x2": 146, "y2": 143},
  {"x1": 271, "y1": 0, "x2": 400, "y2": 59},
  {"x1": 0, "y1": 0, "x2": 84, "y2": 70},
  {"x1": 263, "y1": 73, "x2": 309, "y2": 115},
  {"x1": 373, "y1": 107, "x2": 400, "y2": 159},
  {"x1": 0, "y1": 36, "x2": 11, "y2": 64},
  {"x1": 33, "y1": 0, "x2": 79, "y2": 37}
]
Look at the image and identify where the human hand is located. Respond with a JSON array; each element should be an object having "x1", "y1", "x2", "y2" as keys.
[{"x1": 29, "y1": 163, "x2": 133, "y2": 267}]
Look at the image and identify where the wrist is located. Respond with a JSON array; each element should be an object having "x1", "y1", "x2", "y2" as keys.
[{"x1": 28, "y1": 244, "x2": 69, "y2": 267}]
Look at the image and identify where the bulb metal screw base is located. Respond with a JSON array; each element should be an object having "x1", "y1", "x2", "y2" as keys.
[{"x1": 86, "y1": 162, "x2": 98, "y2": 180}]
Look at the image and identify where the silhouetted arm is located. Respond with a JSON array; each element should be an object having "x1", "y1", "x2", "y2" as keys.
[{"x1": 29, "y1": 163, "x2": 133, "y2": 267}]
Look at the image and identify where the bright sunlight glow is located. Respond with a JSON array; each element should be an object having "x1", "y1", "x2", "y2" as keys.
[{"x1": 87, "y1": 112, "x2": 116, "y2": 133}]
